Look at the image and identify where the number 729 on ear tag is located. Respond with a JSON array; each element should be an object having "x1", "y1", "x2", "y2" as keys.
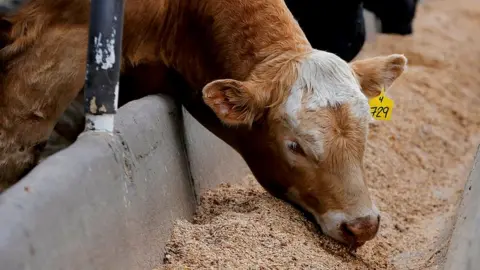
[{"x1": 368, "y1": 88, "x2": 394, "y2": 121}]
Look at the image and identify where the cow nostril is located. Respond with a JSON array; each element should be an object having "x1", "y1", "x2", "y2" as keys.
[
  {"x1": 342, "y1": 215, "x2": 380, "y2": 244},
  {"x1": 340, "y1": 222, "x2": 356, "y2": 240}
]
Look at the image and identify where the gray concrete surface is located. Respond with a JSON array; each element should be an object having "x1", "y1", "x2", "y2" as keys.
[
  {"x1": 444, "y1": 145, "x2": 480, "y2": 270},
  {"x1": 0, "y1": 95, "x2": 196, "y2": 270},
  {"x1": 182, "y1": 107, "x2": 251, "y2": 196}
]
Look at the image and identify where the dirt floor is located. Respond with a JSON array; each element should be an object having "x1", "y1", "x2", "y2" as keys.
[{"x1": 161, "y1": 0, "x2": 480, "y2": 269}]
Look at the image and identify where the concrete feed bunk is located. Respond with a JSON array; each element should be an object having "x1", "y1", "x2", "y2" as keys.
[
  {"x1": 0, "y1": 95, "x2": 250, "y2": 270},
  {"x1": 162, "y1": 0, "x2": 480, "y2": 269}
]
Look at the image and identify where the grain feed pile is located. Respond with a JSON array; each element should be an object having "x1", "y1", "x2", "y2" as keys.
[{"x1": 161, "y1": 0, "x2": 480, "y2": 268}]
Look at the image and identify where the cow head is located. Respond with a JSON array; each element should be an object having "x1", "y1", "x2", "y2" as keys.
[{"x1": 203, "y1": 50, "x2": 407, "y2": 247}]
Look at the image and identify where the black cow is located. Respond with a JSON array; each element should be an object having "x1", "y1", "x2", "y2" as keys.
[{"x1": 285, "y1": 0, "x2": 419, "y2": 62}]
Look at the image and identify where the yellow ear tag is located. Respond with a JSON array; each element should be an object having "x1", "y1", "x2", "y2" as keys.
[{"x1": 368, "y1": 88, "x2": 394, "y2": 121}]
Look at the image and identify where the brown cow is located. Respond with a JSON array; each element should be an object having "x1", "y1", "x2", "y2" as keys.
[{"x1": 0, "y1": 0, "x2": 407, "y2": 247}]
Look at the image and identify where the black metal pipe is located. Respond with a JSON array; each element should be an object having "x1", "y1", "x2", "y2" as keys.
[{"x1": 84, "y1": 0, "x2": 125, "y2": 131}]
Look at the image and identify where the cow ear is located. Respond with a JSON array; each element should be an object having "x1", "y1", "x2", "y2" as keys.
[
  {"x1": 202, "y1": 79, "x2": 267, "y2": 126},
  {"x1": 350, "y1": 54, "x2": 408, "y2": 98}
]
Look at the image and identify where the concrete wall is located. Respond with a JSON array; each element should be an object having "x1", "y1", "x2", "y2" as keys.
[
  {"x1": 0, "y1": 95, "x2": 250, "y2": 270},
  {"x1": 363, "y1": 9, "x2": 379, "y2": 43},
  {"x1": 444, "y1": 145, "x2": 480, "y2": 270},
  {"x1": 182, "y1": 107, "x2": 250, "y2": 196}
]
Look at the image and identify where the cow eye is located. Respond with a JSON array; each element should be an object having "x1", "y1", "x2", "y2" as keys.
[{"x1": 285, "y1": 140, "x2": 306, "y2": 156}]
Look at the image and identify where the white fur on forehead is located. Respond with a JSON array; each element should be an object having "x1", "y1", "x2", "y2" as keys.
[{"x1": 285, "y1": 50, "x2": 370, "y2": 126}]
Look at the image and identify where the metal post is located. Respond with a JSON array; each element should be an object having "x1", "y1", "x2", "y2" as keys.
[{"x1": 84, "y1": 0, "x2": 125, "y2": 132}]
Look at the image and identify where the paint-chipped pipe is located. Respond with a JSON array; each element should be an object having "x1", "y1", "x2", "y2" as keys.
[{"x1": 84, "y1": 0, "x2": 125, "y2": 132}]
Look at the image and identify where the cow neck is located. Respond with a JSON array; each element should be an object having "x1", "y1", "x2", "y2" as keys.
[{"x1": 155, "y1": 0, "x2": 311, "y2": 92}]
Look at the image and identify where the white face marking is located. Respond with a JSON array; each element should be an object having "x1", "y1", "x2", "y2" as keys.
[
  {"x1": 284, "y1": 83, "x2": 303, "y2": 127},
  {"x1": 283, "y1": 50, "x2": 370, "y2": 158},
  {"x1": 285, "y1": 50, "x2": 370, "y2": 124}
]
